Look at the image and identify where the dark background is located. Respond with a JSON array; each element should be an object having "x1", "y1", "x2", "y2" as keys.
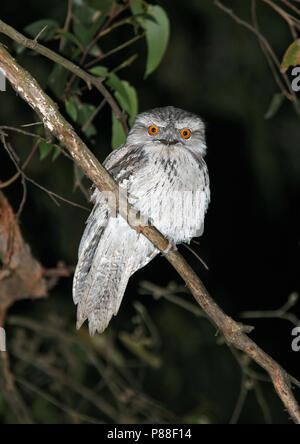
[{"x1": 0, "y1": 0, "x2": 299, "y2": 424}]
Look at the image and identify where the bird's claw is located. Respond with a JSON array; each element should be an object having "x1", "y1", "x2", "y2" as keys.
[{"x1": 162, "y1": 237, "x2": 177, "y2": 256}]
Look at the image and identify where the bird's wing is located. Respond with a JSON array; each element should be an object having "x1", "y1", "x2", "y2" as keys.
[
  {"x1": 73, "y1": 191, "x2": 109, "y2": 305},
  {"x1": 73, "y1": 143, "x2": 156, "y2": 334}
]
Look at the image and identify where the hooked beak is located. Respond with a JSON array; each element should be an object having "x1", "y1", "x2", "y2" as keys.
[{"x1": 158, "y1": 139, "x2": 178, "y2": 146}]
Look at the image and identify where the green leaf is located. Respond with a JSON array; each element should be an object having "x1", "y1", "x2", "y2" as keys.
[
  {"x1": 77, "y1": 103, "x2": 97, "y2": 137},
  {"x1": 86, "y1": 0, "x2": 114, "y2": 10},
  {"x1": 12, "y1": 42, "x2": 26, "y2": 54},
  {"x1": 108, "y1": 75, "x2": 138, "y2": 148},
  {"x1": 73, "y1": 3, "x2": 97, "y2": 25},
  {"x1": 114, "y1": 54, "x2": 138, "y2": 73},
  {"x1": 106, "y1": 73, "x2": 131, "y2": 108},
  {"x1": 56, "y1": 29, "x2": 84, "y2": 51},
  {"x1": 24, "y1": 19, "x2": 59, "y2": 42},
  {"x1": 65, "y1": 98, "x2": 78, "y2": 122},
  {"x1": 143, "y1": 6, "x2": 170, "y2": 77},
  {"x1": 88, "y1": 9, "x2": 110, "y2": 39},
  {"x1": 72, "y1": 3, "x2": 110, "y2": 45},
  {"x1": 264, "y1": 93, "x2": 285, "y2": 120},
  {"x1": 114, "y1": 81, "x2": 138, "y2": 126},
  {"x1": 111, "y1": 112, "x2": 126, "y2": 150},
  {"x1": 39, "y1": 141, "x2": 54, "y2": 160},
  {"x1": 73, "y1": 163, "x2": 85, "y2": 190},
  {"x1": 52, "y1": 147, "x2": 61, "y2": 162},
  {"x1": 130, "y1": 0, "x2": 144, "y2": 16},
  {"x1": 89, "y1": 65, "x2": 109, "y2": 77},
  {"x1": 73, "y1": 21, "x2": 91, "y2": 46},
  {"x1": 281, "y1": 39, "x2": 300, "y2": 73},
  {"x1": 48, "y1": 64, "x2": 69, "y2": 99}
]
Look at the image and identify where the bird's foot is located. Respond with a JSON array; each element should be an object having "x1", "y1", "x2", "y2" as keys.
[{"x1": 162, "y1": 237, "x2": 177, "y2": 256}]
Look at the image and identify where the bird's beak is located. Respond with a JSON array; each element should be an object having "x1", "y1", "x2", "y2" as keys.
[
  {"x1": 158, "y1": 128, "x2": 179, "y2": 145},
  {"x1": 158, "y1": 138, "x2": 178, "y2": 145}
]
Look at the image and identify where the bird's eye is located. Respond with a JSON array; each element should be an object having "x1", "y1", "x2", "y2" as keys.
[
  {"x1": 180, "y1": 129, "x2": 191, "y2": 139},
  {"x1": 148, "y1": 125, "x2": 159, "y2": 136}
]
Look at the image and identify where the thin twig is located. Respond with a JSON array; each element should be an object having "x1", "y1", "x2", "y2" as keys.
[
  {"x1": 0, "y1": 125, "x2": 73, "y2": 160},
  {"x1": 59, "y1": 0, "x2": 73, "y2": 52},
  {"x1": 0, "y1": 130, "x2": 89, "y2": 211},
  {"x1": 251, "y1": 0, "x2": 290, "y2": 98},
  {"x1": 253, "y1": 380, "x2": 273, "y2": 424},
  {"x1": 0, "y1": 19, "x2": 128, "y2": 133},
  {"x1": 214, "y1": 0, "x2": 299, "y2": 106},
  {"x1": 261, "y1": 0, "x2": 298, "y2": 39},
  {"x1": 81, "y1": 98, "x2": 106, "y2": 133},
  {"x1": 230, "y1": 373, "x2": 249, "y2": 424},
  {"x1": 15, "y1": 376, "x2": 103, "y2": 424},
  {"x1": 12, "y1": 346, "x2": 119, "y2": 421},
  {"x1": 240, "y1": 293, "x2": 300, "y2": 326},
  {"x1": 182, "y1": 243, "x2": 209, "y2": 270},
  {"x1": 0, "y1": 139, "x2": 39, "y2": 189},
  {"x1": 279, "y1": 0, "x2": 300, "y2": 18},
  {"x1": 85, "y1": 32, "x2": 145, "y2": 69}
]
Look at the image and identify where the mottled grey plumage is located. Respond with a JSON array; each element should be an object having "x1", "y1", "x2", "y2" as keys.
[{"x1": 73, "y1": 106, "x2": 210, "y2": 335}]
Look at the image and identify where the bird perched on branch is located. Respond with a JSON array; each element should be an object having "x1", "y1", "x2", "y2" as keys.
[{"x1": 73, "y1": 106, "x2": 210, "y2": 335}]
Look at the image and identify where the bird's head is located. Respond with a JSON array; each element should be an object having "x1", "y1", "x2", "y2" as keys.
[{"x1": 126, "y1": 106, "x2": 207, "y2": 156}]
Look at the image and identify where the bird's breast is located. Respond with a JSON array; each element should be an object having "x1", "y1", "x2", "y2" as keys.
[{"x1": 126, "y1": 147, "x2": 209, "y2": 243}]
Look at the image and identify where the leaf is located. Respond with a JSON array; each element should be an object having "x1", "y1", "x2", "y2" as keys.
[
  {"x1": 12, "y1": 42, "x2": 26, "y2": 54},
  {"x1": 88, "y1": 9, "x2": 110, "y2": 39},
  {"x1": 130, "y1": 0, "x2": 144, "y2": 16},
  {"x1": 281, "y1": 39, "x2": 300, "y2": 73},
  {"x1": 111, "y1": 112, "x2": 126, "y2": 150},
  {"x1": 65, "y1": 98, "x2": 78, "y2": 122},
  {"x1": 56, "y1": 29, "x2": 84, "y2": 51},
  {"x1": 72, "y1": 2, "x2": 110, "y2": 45},
  {"x1": 143, "y1": 6, "x2": 170, "y2": 77},
  {"x1": 48, "y1": 64, "x2": 69, "y2": 99},
  {"x1": 114, "y1": 54, "x2": 138, "y2": 73},
  {"x1": 109, "y1": 76, "x2": 138, "y2": 149},
  {"x1": 77, "y1": 103, "x2": 97, "y2": 137},
  {"x1": 114, "y1": 81, "x2": 138, "y2": 126},
  {"x1": 52, "y1": 147, "x2": 61, "y2": 162},
  {"x1": 73, "y1": 21, "x2": 91, "y2": 46},
  {"x1": 86, "y1": 0, "x2": 114, "y2": 10},
  {"x1": 39, "y1": 141, "x2": 53, "y2": 160},
  {"x1": 264, "y1": 93, "x2": 285, "y2": 120},
  {"x1": 89, "y1": 65, "x2": 109, "y2": 77},
  {"x1": 73, "y1": 3, "x2": 97, "y2": 25},
  {"x1": 73, "y1": 163, "x2": 85, "y2": 190},
  {"x1": 106, "y1": 73, "x2": 131, "y2": 108},
  {"x1": 24, "y1": 19, "x2": 59, "y2": 42}
]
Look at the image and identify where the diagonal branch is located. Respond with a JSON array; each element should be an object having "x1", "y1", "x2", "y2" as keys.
[
  {"x1": 213, "y1": 0, "x2": 299, "y2": 105},
  {"x1": 0, "y1": 42, "x2": 299, "y2": 423}
]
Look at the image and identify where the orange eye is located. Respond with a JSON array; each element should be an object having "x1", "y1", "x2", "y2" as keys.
[
  {"x1": 180, "y1": 129, "x2": 191, "y2": 139},
  {"x1": 148, "y1": 125, "x2": 159, "y2": 136}
]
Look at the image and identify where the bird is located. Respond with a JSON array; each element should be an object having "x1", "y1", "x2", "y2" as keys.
[{"x1": 73, "y1": 106, "x2": 210, "y2": 335}]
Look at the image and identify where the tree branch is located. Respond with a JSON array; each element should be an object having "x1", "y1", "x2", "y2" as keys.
[
  {"x1": 213, "y1": 0, "x2": 299, "y2": 105},
  {"x1": 0, "y1": 41, "x2": 299, "y2": 423},
  {"x1": 0, "y1": 191, "x2": 48, "y2": 319},
  {"x1": 0, "y1": 19, "x2": 128, "y2": 133}
]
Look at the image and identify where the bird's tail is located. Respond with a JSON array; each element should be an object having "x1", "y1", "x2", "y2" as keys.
[{"x1": 73, "y1": 216, "x2": 137, "y2": 335}]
